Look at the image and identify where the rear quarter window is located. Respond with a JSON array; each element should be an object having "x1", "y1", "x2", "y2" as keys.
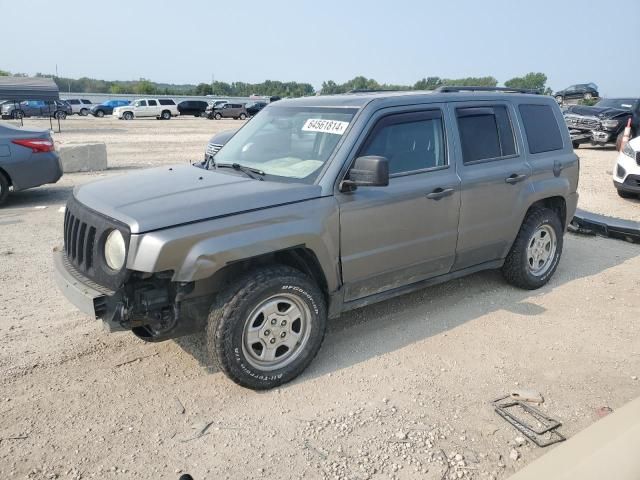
[
  {"x1": 158, "y1": 99, "x2": 175, "y2": 105},
  {"x1": 519, "y1": 104, "x2": 564, "y2": 154}
]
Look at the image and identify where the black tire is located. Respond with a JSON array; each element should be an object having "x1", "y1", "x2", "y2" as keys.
[
  {"x1": 239, "y1": 113, "x2": 247, "y2": 120},
  {"x1": 214, "y1": 113, "x2": 222, "y2": 120},
  {"x1": 194, "y1": 112, "x2": 201, "y2": 118},
  {"x1": 572, "y1": 141, "x2": 580, "y2": 149},
  {"x1": 95, "y1": 110, "x2": 105, "y2": 118},
  {"x1": 161, "y1": 110, "x2": 171, "y2": 120},
  {"x1": 0, "y1": 171, "x2": 9, "y2": 205},
  {"x1": 206, "y1": 265, "x2": 327, "y2": 390},
  {"x1": 502, "y1": 208, "x2": 563, "y2": 290},
  {"x1": 54, "y1": 111, "x2": 67, "y2": 120},
  {"x1": 123, "y1": 111, "x2": 133, "y2": 120},
  {"x1": 12, "y1": 110, "x2": 24, "y2": 119},
  {"x1": 616, "y1": 189, "x2": 636, "y2": 199},
  {"x1": 79, "y1": 108, "x2": 89, "y2": 116}
]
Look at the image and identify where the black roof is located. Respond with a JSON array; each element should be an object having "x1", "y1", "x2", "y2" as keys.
[{"x1": 0, "y1": 76, "x2": 59, "y2": 101}]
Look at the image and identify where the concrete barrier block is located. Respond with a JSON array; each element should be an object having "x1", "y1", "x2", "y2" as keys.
[{"x1": 58, "y1": 142, "x2": 107, "y2": 173}]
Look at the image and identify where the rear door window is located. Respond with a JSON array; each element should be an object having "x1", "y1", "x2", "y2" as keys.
[
  {"x1": 148, "y1": 100, "x2": 158, "y2": 106},
  {"x1": 518, "y1": 104, "x2": 564, "y2": 154},
  {"x1": 81, "y1": 99, "x2": 92, "y2": 104},
  {"x1": 456, "y1": 105, "x2": 516, "y2": 163}
]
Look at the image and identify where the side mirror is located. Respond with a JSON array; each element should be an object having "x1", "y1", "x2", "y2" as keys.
[{"x1": 341, "y1": 155, "x2": 389, "y2": 191}]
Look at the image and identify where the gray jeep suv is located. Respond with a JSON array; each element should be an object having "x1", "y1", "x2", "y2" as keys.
[{"x1": 54, "y1": 88, "x2": 579, "y2": 389}]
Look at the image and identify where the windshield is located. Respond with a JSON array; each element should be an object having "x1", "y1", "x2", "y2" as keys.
[
  {"x1": 213, "y1": 106, "x2": 357, "y2": 183},
  {"x1": 595, "y1": 99, "x2": 635, "y2": 111}
]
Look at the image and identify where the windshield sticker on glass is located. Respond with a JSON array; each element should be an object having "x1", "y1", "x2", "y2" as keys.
[{"x1": 302, "y1": 118, "x2": 349, "y2": 135}]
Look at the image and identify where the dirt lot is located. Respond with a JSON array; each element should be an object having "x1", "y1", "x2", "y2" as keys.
[{"x1": 1, "y1": 116, "x2": 639, "y2": 480}]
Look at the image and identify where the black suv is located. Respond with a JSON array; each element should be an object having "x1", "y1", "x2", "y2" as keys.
[
  {"x1": 177, "y1": 100, "x2": 208, "y2": 117},
  {"x1": 246, "y1": 101, "x2": 267, "y2": 116},
  {"x1": 554, "y1": 83, "x2": 599, "y2": 104}
]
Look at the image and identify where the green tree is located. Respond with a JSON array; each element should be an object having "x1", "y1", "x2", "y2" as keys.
[
  {"x1": 0, "y1": 69, "x2": 10, "y2": 76},
  {"x1": 414, "y1": 77, "x2": 442, "y2": 90},
  {"x1": 504, "y1": 72, "x2": 549, "y2": 93},
  {"x1": 109, "y1": 84, "x2": 125, "y2": 94},
  {"x1": 195, "y1": 82, "x2": 213, "y2": 95},
  {"x1": 135, "y1": 78, "x2": 156, "y2": 95}
]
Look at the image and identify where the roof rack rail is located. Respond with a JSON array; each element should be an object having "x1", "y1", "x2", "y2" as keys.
[
  {"x1": 434, "y1": 86, "x2": 541, "y2": 95},
  {"x1": 346, "y1": 88, "x2": 402, "y2": 94}
]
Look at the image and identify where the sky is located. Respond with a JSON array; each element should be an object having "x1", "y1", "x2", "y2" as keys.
[{"x1": 1, "y1": 0, "x2": 639, "y2": 96}]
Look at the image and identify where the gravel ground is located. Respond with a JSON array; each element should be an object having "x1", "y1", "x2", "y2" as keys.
[{"x1": 0, "y1": 116, "x2": 639, "y2": 480}]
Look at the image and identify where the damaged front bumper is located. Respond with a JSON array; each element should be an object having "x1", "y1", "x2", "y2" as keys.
[
  {"x1": 54, "y1": 248, "x2": 208, "y2": 340},
  {"x1": 570, "y1": 129, "x2": 614, "y2": 144},
  {"x1": 53, "y1": 249, "x2": 125, "y2": 331}
]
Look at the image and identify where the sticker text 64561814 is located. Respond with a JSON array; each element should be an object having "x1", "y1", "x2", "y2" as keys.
[{"x1": 302, "y1": 118, "x2": 350, "y2": 135}]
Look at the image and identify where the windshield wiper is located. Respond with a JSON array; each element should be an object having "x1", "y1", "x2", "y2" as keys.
[{"x1": 215, "y1": 162, "x2": 265, "y2": 181}]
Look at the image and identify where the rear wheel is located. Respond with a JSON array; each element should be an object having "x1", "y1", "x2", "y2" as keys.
[
  {"x1": 206, "y1": 265, "x2": 327, "y2": 390},
  {"x1": 502, "y1": 208, "x2": 563, "y2": 290},
  {"x1": 54, "y1": 111, "x2": 67, "y2": 120},
  {"x1": 161, "y1": 110, "x2": 171, "y2": 120},
  {"x1": 214, "y1": 112, "x2": 222, "y2": 120},
  {"x1": 0, "y1": 171, "x2": 10, "y2": 205},
  {"x1": 79, "y1": 108, "x2": 89, "y2": 116}
]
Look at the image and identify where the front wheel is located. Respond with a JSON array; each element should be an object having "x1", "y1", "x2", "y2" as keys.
[
  {"x1": 214, "y1": 113, "x2": 222, "y2": 120},
  {"x1": 239, "y1": 113, "x2": 247, "y2": 120},
  {"x1": 502, "y1": 208, "x2": 563, "y2": 290},
  {"x1": 206, "y1": 265, "x2": 327, "y2": 390},
  {"x1": 54, "y1": 111, "x2": 67, "y2": 120},
  {"x1": 123, "y1": 111, "x2": 134, "y2": 120},
  {"x1": 95, "y1": 110, "x2": 105, "y2": 118},
  {"x1": 80, "y1": 108, "x2": 89, "y2": 116}
]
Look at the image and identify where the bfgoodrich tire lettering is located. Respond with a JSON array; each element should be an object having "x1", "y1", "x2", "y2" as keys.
[
  {"x1": 502, "y1": 208, "x2": 563, "y2": 290},
  {"x1": 206, "y1": 265, "x2": 327, "y2": 390}
]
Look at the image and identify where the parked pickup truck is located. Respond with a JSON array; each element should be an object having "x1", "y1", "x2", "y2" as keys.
[
  {"x1": 53, "y1": 87, "x2": 579, "y2": 390},
  {"x1": 113, "y1": 98, "x2": 179, "y2": 120},
  {"x1": 563, "y1": 98, "x2": 639, "y2": 149}
]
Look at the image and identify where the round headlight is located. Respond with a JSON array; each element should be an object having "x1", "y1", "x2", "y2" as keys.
[{"x1": 104, "y1": 230, "x2": 126, "y2": 271}]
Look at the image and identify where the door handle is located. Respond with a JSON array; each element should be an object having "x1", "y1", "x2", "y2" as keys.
[
  {"x1": 505, "y1": 173, "x2": 528, "y2": 184},
  {"x1": 426, "y1": 187, "x2": 455, "y2": 200}
]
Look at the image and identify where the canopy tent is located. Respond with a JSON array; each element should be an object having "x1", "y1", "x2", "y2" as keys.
[{"x1": 0, "y1": 76, "x2": 59, "y2": 101}]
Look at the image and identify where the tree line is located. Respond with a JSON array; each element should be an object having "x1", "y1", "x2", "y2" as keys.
[{"x1": 0, "y1": 69, "x2": 553, "y2": 97}]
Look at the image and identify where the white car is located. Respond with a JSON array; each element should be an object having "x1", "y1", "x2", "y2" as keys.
[
  {"x1": 613, "y1": 136, "x2": 640, "y2": 199},
  {"x1": 113, "y1": 98, "x2": 179, "y2": 120}
]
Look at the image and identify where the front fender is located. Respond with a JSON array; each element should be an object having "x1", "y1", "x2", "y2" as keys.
[{"x1": 127, "y1": 197, "x2": 342, "y2": 292}]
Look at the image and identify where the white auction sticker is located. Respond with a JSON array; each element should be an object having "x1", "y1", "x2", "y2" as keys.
[{"x1": 302, "y1": 118, "x2": 349, "y2": 135}]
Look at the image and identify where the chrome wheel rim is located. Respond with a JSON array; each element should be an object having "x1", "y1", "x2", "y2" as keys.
[
  {"x1": 526, "y1": 224, "x2": 557, "y2": 276},
  {"x1": 242, "y1": 293, "x2": 311, "y2": 371}
]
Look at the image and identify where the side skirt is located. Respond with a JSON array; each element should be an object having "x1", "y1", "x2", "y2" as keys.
[{"x1": 332, "y1": 259, "x2": 504, "y2": 315}]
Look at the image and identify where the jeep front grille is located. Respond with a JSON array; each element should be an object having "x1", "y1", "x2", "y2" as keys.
[
  {"x1": 206, "y1": 143, "x2": 223, "y2": 156},
  {"x1": 63, "y1": 196, "x2": 131, "y2": 290},
  {"x1": 64, "y1": 209, "x2": 96, "y2": 272}
]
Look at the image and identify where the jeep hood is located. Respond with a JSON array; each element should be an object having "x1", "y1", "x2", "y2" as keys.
[
  {"x1": 564, "y1": 105, "x2": 630, "y2": 119},
  {"x1": 74, "y1": 164, "x2": 322, "y2": 233}
]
